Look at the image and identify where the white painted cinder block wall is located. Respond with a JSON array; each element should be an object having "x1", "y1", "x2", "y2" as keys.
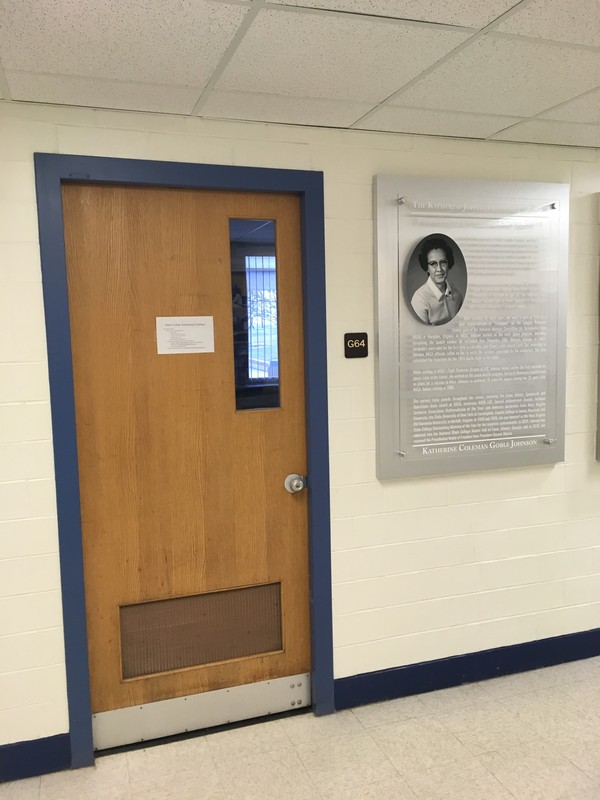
[{"x1": 0, "y1": 100, "x2": 599, "y2": 746}]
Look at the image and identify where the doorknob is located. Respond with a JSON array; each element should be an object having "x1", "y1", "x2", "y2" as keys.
[{"x1": 284, "y1": 474, "x2": 306, "y2": 493}]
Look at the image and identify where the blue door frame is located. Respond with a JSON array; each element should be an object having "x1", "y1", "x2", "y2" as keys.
[{"x1": 34, "y1": 153, "x2": 334, "y2": 768}]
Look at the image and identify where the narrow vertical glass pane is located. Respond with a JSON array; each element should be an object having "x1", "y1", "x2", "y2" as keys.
[{"x1": 229, "y1": 219, "x2": 279, "y2": 410}]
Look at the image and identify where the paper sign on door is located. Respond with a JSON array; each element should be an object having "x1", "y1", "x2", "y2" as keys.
[{"x1": 156, "y1": 316, "x2": 215, "y2": 354}]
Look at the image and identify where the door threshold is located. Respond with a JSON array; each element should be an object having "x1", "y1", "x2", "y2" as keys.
[{"x1": 92, "y1": 673, "x2": 311, "y2": 750}]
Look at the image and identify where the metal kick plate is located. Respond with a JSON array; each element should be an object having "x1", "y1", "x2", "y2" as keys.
[{"x1": 92, "y1": 672, "x2": 311, "y2": 750}]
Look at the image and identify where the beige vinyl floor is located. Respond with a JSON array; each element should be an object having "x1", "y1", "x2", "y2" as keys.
[{"x1": 3, "y1": 657, "x2": 600, "y2": 799}]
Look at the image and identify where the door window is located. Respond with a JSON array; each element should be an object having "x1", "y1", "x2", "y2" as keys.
[{"x1": 230, "y1": 219, "x2": 279, "y2": 410}]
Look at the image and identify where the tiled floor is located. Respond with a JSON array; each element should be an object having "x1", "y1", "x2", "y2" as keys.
[{"x1": 4, "y1": 657, "x2": 600, "y2": 799}]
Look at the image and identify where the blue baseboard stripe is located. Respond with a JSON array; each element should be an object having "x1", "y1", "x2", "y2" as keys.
[
  {"x1": 334, "y1": 628, "x2": 600, "y2": 710},
  {"x1": 0, "y1": 734, "x2": 71, "y2": 783}
]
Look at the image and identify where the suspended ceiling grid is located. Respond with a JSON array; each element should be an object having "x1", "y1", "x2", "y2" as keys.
[{"x1": 0, "y1": 0, "x2": 598, "y2": 147}]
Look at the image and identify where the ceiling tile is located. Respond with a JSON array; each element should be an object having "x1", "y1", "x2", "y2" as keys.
[
  {"x1": 7, "y1": 72, "x2": 199, "y2": 115},
  {"x1": 267, "y1": 0, "x2": 516, "y2": 28},
  {"x1": 395, "y1": 35, "x2": 600, "y2": 117},
  {"x1": 491, "y1": 119, "x2": 600, "y2": 148},
  {"x1": 0, "y1": 0, "x2": 248, "y2": 87},
  {"x1": 360, "y1": 105, "x2": 521, "y2": 138},
  {"x1": 495, "y1": 0, "x2": 600, "y2": 47},
  {"x1": 201, "y1": 90, "x2": 373, "y2": 127},
  {"x1": 539, "y1": 89, "x2": 600, "y2": 125},
  {"x1": 216, "y1": 8, "x2": 470, "y2": 103}
]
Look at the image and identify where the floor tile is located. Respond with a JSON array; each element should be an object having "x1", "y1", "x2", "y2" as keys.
[
  {"x1": 129, "y1": 767, "x2": 225, "y2": 800},
  {"x1": 417, "y1": 682, "x2": 495, "y2": 714},
  {"x1": 436, "y1": 701, "x2": 541, "y2": 755},
  {"x1": 206, "y1": 719, "x2": 292, "y2": 761},
  {"x1": 536, "y1": 661, "x2": 600, "y2": 685},
  {"x1": 40, "y1": 754, "x2": 130, "y2": 800},
  {"x1": 295, "y1": 731, "x2": 398, "y2": 794},
  {"x1": 499, "y1": 688, "x2": 600, "y2": 746},
  {"x1": 215, "y1": 746, "x2": 320, "y2": 800},
  {"x1": 482, "y1": 661, "x2": 600, "y2": 700},
  {"x1": 481, "y1": 671, "x2": 561, "y2": 699},
  {"x1": 319, "y1": 775, "x2": 418, "y2": 799},
  {"x1": 560, "y1": 674, "x2": 600, "y2": 703},
  {"x1": 403, "y1": 756, "x2": 515, "y2": 800},
  {"x1": 0, "y1": 777, "x2": 41, "y2": 800},
  {"x1": 351, "y1": 695, "x2": 430, "y2": 729},
  {"x1": 369, "y1": 716, "x2": 472, "y2": 775},
  {"x1": 9, "y1": 658, "x2": 600, "y2": 800},
  {"x1": 126, "y1": 738, "x2": 216, "y2": 785},
  {"x1": 480, "y1": 740, "x2": 598, "y2": 800},
  {"x1": 281, "y1": 708, "x2": 365, "y2": 744},
  {"x1": 498, "y1": 685, "x2": 572, "y2": 715},
  {"x1": 556, "y1": 738, "x2": 600, "y2": 786}
]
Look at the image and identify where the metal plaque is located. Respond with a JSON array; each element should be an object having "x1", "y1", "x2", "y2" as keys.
[{"x1": 374, "y1": 175, "x2": 569, "y2": 479}]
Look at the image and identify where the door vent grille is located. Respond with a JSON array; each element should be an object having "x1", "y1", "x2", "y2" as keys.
[{"x1": 120, "y1": 583, "x2": 282, "y2": 679}]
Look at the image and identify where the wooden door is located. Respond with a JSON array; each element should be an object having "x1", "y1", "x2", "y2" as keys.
[{"x1": 61, "y1": 183, "x2": 310, "y2": 715}]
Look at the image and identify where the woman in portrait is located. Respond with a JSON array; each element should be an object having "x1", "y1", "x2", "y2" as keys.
[{"x1": 410, "y1": 236, "x2": 463, "y2": 325}]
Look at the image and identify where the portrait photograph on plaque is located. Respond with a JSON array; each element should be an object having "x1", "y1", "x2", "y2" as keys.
[
  {"x1": 406, "y1": 234, "x2": 467, "y2": 326},
  {"x1": 374, "y1": 175, "x2": 569, "y2": 479}
]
